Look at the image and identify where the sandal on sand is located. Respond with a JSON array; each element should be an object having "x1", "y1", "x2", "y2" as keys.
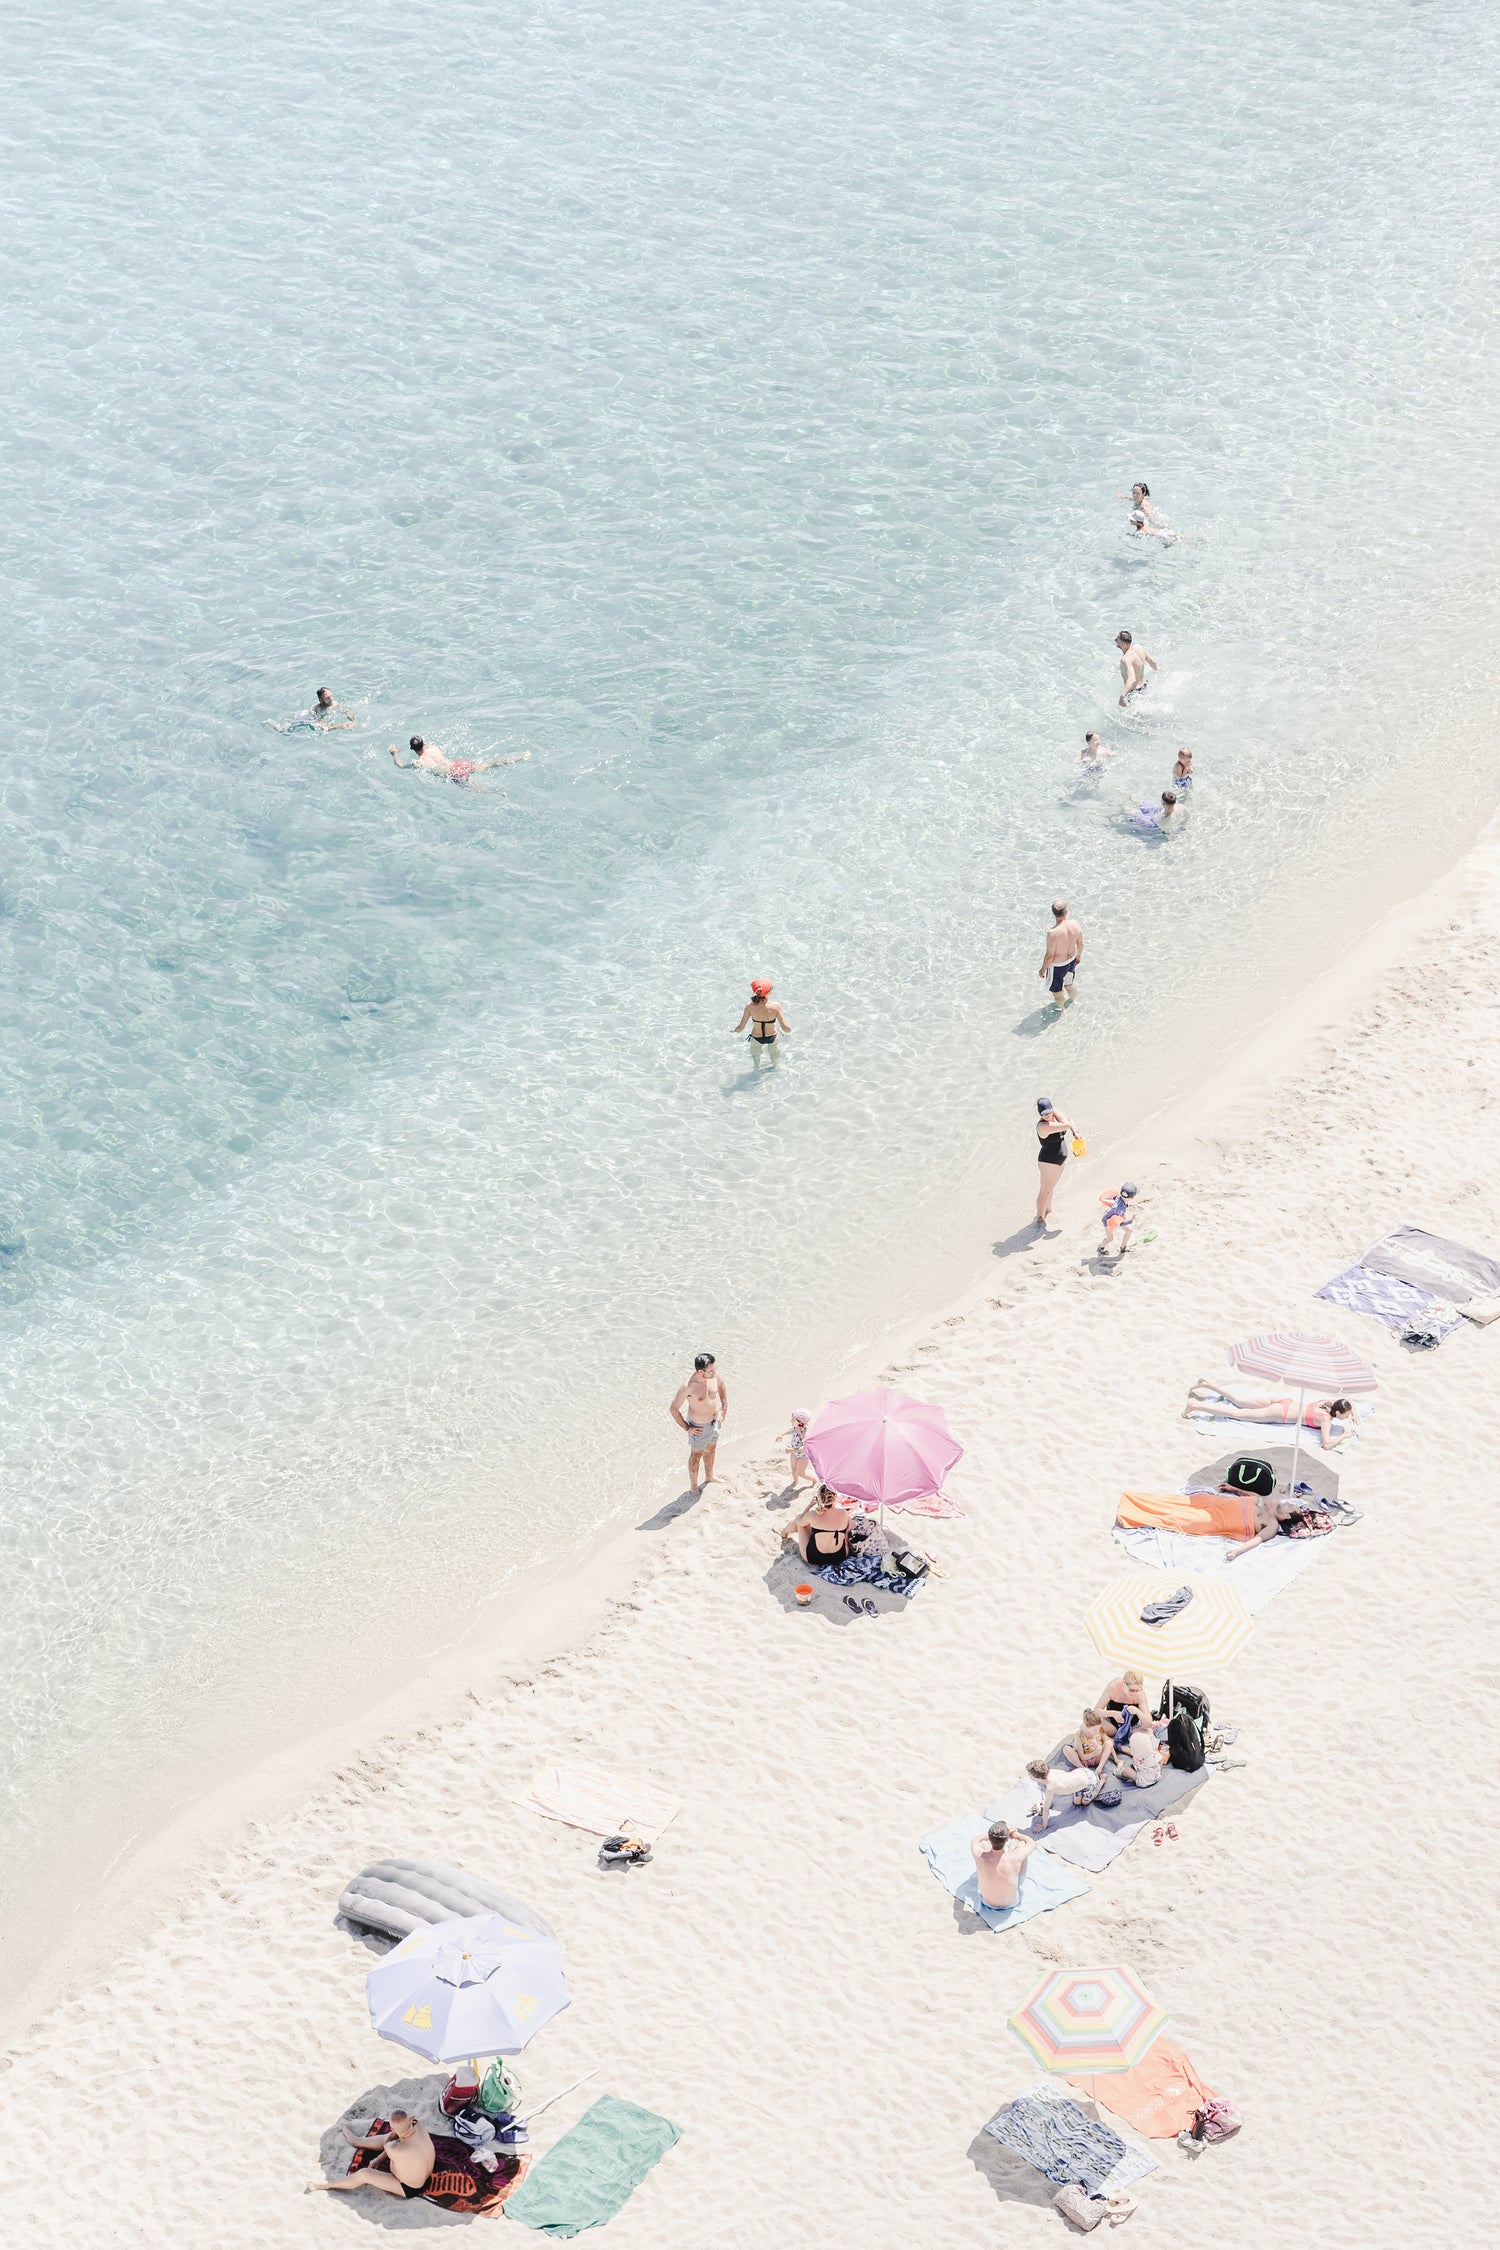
[
  {"x1": 1166, "y1": 1822, "x2": 1179, "y2": 1841},
  {"x1": 1152, "y1": 1825, "x2": 1166, "y2": 1846},
  {"x1": 843, "y1": 1595, "x2": 863, "y2": 1615},
  {"x1": 862, "y1": 1598, "x2": 878, "y2": 1616}
]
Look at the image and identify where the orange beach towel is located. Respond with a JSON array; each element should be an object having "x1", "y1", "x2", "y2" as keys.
[
  {"x1": 1066, "y1": 2038, "x2": 1218, "y2": 2138},
  {"x1": 1117, "y1": 1489, "x2": 1256, "y2": 1540}
]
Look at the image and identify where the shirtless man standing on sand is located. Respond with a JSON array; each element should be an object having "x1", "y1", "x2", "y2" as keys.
[
  {"x1": 970, "y1": 1821, "x2": 1036, "y2": 1911},
  {"x1": 1115, "y1": 630, "x2": 1158, "y2": 706},
  {"x1": 1040, "y1": 899, "x2": 1084, "y2": 1012},
  {"x1": 308, "y1": 2111, "x2": 435, "y2": 2199},
  {"x1": 671, "y1": 1351, "x2": 729, "y2": 1491}
]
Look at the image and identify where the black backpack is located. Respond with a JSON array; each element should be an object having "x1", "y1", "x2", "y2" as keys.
[
  {"x1": 1223, "y1": 1455, "x2": 1275, "y2": 1497},
  {"x1": 1154, "y1": 1679, "x2": 1210, "y2": 1725},
  {"x1": 1167, "y1": 1708, "x2": 1206, "y2": 1772}
]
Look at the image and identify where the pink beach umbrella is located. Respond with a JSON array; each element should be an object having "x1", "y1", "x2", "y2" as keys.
[
  {"x1": 1227, "y1": 1330, "x2": 1377, "y2": 1495},
  {"x1": 804, "y1": 1389, "x2": 963, "y2": 1519}
]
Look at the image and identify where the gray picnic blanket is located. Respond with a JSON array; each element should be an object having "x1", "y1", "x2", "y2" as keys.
[
  {"x1": 1359, "y1": 1226, "x2": 1500, "y2": 1306},
  {"x1": 984, "y1": 1745, "x2": 1211, "y2": 1873}
]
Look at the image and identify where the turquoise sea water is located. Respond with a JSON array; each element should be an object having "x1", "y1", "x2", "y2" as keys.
[{"x1": 3, "y1": 0, "x2": 1499, "y2": 1971}]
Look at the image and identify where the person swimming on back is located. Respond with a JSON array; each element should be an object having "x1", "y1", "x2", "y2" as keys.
[{"x1": 388, "y1": 736, "x2": 530, "y2": 785}]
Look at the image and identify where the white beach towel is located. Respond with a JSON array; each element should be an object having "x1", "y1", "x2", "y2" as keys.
[
  {"x1": 515, "y1": 1762, "x2": 683, "y2": 1845},
  {"x1": 1110, "y1": 1522, "x2": 1328, "y2": 1613}
]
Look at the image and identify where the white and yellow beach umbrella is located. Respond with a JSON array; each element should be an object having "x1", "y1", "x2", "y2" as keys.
[
  {"x1": 365, "y1": 1913, "x2": 569, "y2": 2065},
  {"x1": 1084, "y1": 1575, "x2": 1252, "y2": 1678}
]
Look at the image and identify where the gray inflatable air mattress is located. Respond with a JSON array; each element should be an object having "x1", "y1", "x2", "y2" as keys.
[{"x1": 338, "y1": 1856, "x2": 555, "y2": 1941}]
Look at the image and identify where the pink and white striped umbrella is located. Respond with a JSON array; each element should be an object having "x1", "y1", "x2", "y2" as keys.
[
  {"x1": 804, "y1": 1389, "x2": 962, "y2": 1511},
  {"x1": 1229, "y1": 1332, "x2": 1378, "y2": 1394}
]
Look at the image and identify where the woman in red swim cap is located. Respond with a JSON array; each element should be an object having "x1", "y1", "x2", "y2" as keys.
[{"x1": 733, "y1": 978, "x2": 792, "y2": 1066}]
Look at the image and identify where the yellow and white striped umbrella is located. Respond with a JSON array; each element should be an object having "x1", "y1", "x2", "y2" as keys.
[{"x1": 1084, "y1": 1575, "x2": 1253, "y2": 1676}]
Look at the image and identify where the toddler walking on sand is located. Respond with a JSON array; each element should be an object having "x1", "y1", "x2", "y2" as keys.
[{"x1": 782, "y1": 1410, "x2": 813, "y2": 1491}]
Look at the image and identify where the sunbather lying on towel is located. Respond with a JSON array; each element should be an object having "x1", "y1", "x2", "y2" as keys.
[
  {"x1": 970, "y1": 1820, "x2": 1037, "y2": 1908},
  {"x1": 1117, "y1": 1489, "x2": 1257, "y2": 1540},
  {"x1": 1184, "y1": 1380, "x2": 1356, "y2": 1449},
  {"x1": 1223, "y1": 1494, "x2": 1303, "y2": 1559}
]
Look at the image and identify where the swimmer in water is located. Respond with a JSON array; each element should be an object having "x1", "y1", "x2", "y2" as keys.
[
  {"x1": 1115, "y1": 481, "x2": 1161, "y2": 523},
  {"x1": 388, "y1": 736, "x2": 531, "y2": 785},
  {"x1": 1129, "y1": 508, "x2": 1179, "y2": 545},
  {"x1": 1172, "y1": 746, "x2": 1194, "y2": 792},
  {"x1": 1115, "y1": 631, "x2": 1158, "y2": 707},
  {"x1": 733, "y1": 978, "x2": 792, "y2": 1065},
  {"x1": 1078, "y1": 731, "x2": 1116, "y2": 771},
  {"x1": 274, "y1": 687, "x2": 356, "y2": 733},
  {"x1": 1126, "y1": 789, "x2": 1182, "y2": 834}
]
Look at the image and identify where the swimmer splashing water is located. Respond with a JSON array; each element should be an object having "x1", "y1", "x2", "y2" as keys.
[{"x1": 388, "y1": 736, "x2": 531, "y2": 786}]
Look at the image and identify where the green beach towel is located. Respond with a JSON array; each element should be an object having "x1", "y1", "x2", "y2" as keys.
[{"x1": 504, "y1": 2095, "x2": 680, "y2": 2236}]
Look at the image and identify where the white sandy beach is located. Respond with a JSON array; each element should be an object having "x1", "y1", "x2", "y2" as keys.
[{"x1": 3, "y1": 827, "x2": 1500, "y2": 2249}]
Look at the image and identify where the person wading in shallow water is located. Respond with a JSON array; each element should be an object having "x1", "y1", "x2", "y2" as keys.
[
  {"x1": 733, "y1": 978, "x2": 792, "y2": 1066},
  {"x1": 1039, "y1": 900, "x2": 1084, "y2": 1012},
  {"x1": 671, "y1": 1351, "x2": 729, "y2": 1490}
]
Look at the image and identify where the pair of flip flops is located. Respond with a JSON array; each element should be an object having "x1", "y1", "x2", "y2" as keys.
[
  {"x1": 1152, "y1": 1822, "x2": 1179, "y2": 1847},
  {"x1": 843, "y1": 1595, "x2": 880, "y2": 1617}
]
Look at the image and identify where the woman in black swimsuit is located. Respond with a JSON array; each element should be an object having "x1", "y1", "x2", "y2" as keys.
[
  {"x1": 733, "y1": 978, "x2": 792, "y2": 1068},
  {"x1": 1035, "y1": 1095, "x2": 1077, "y2": 1227},
  {"x1": 783, "y1": 1485, "x2": 852, "y2": 1568}
]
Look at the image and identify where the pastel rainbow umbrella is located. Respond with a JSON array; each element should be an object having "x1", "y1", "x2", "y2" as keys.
[
  {"x1": 365, "y1": 1913, "x2": 569, "y2": 2068},
  {"x1": 1010, "y1": 1965, "x2": 1166, "y2": 2109},
  {"x1": 804, "y1": 1389, "x2": 962, "y2": 1519},
  {"x1": 1084, "y1": 1574, "x2": 1253, "y2": 1683},
  {"x1": 1227, "y1": 1330, "x2": 1377, "y2": 1494}
]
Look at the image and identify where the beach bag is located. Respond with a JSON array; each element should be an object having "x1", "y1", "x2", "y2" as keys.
[
  {"x1": 1093, "y1": 1780, "x2": 1123, "y2": 1809},
  {"x1": 1167, "y1": 1709, "x2": 1205, "y2": 1772},
  {"x1": 1154, "y1": 1680, "x2": 1210, "y2": 1725},
  {"x1": 478, "y1": 2058, "x2": 522, "y2": 2119},
  {"x1": 1223, "y1": 1456, "x2": 1275, "y2": 1498},
  {"x1": 1190, "y1": 2097, "x2": 1243, "y2": 2145},
  {"x1": 1053, "y1": 2183, "x2": 1110, "y2": 2231},
  {"x1": 442, "y1": 2071, "x2": 480, "y2": 2115}
]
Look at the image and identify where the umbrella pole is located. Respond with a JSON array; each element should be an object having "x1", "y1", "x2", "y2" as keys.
[{"x1": 1287, "y1": 1386, "x2": 1305, "y2": 1498}]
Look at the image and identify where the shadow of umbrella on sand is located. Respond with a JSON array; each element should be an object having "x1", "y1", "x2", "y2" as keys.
[{"x1": 1187, "y1": 1445, "x2": 1339, "y2": 1504}]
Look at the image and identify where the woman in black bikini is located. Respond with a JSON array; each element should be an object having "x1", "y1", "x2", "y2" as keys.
[
  {"x1": 733, "y1": 978, "x2": 792, "y2": 1067},
  {"x1": 783, "y1": 1485, "x2": 852, "y2": 1568},
  {"x1": 1035, "y1": 1095, "x2": 1077, "y2": 1227}
]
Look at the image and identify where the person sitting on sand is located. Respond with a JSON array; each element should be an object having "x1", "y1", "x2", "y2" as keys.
[
  {"x1": 1114, "y1": 1720, "x2": 1167, "y2": 1787},
  {"x1": 782, "y1": 1410, "x2": 814, "y2": 1492},
  {"x1": 308, "y1": 2112, "x2": 434, "y2": 2199},
  {"x1": 1185, "y1": 1380, "x2": 1357, "y2": 1450},
  {"x1": 970, "y1": 1819, "x2": 1037, "y2": 1910},
  {"x1": 389, "y1": 736, "x2": 531, "y2": 785},
  {"x1": 1097, "y1": 1668, "x2": 1152, "y2": 1735},
  {"x1": 1059, "y1": 1710, "x2": 1116, "y2": 1802},
  {"x1": 783, "y1": 1485, "x2": 852, "y2": 1568}
]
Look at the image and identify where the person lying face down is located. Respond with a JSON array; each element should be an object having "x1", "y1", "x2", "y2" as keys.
[{"x1": 970, "y1": 1820, "x2": 1036, "y2": 1910}]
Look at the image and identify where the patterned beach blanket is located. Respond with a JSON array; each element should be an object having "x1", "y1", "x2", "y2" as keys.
[
  {"x1": 1315, "y1": 1261, "x2": 1460, "y2": 1337},
  {"x1": 982, "y1": 2082, "x2": 1157, "y2": 2195},
  {"x1": 346, "y1": 2119, "x2": 528, "y2": 2214}
]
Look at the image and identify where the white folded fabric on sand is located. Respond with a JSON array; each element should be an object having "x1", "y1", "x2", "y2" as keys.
[{"x1": 515, "y1": 1762, "x2": 683, "y2": 1844}]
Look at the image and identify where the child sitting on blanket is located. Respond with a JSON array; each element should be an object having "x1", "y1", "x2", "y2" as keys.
[{"x1": 1115, "y1": 1722, "x2": 1167, "y2": 1787}]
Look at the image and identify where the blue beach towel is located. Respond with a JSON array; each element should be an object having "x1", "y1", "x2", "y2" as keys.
[
  {"x1": 918, "y1": 1813, "x2": 1090, "y2": 1929},
  {"x1": 983, "y1": 2082, "x2": 1157, "y2": 2196},
  {"x1": 503, "y1": 2095, "x2": 680, "y2": 2237}
]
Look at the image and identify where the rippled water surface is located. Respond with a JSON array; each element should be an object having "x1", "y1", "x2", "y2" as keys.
[{"x1": 3, "y1": 0, "x2": 1500, "y2": 1969}]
